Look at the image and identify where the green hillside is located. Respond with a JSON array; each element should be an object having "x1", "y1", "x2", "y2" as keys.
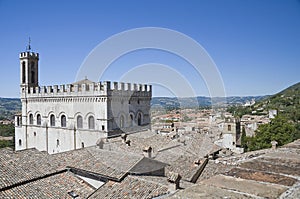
[
  {"x1": 255, "y1": 82, "x2": 300, "y2": 122},
  {"x1": 0, "y1": 98, "x2": 21, "y2": 120},
  {"x1": 240, "y1": 82, "x2": 300, "y2": 151}
]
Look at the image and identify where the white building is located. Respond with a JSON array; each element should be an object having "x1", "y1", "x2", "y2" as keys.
[{"x1": 15, "y1": 49, "x2": 151, "y2": 154}]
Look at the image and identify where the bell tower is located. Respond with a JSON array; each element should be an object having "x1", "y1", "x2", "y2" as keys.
[{"x1": 20, "y1": 38, "x2": 39, "y2": 93}]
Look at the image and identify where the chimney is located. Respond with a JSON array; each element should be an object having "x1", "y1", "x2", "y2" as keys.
[
  {"x1": 143, "y1": 146, "x2": 152, "y2": 158},
  {"x1": 271, "y1": 140, "x2": 278, "y2": 150},
  {"x1": 96, "y1": 138, "x2": 105, "y2": 149},
  {"x1": 167, "y1": 172, "x2": 181, "y2": 191}
]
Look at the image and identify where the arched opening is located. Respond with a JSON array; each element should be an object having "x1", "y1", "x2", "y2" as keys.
[
  {"x1": 37, "y1": 114, "x2": 41, "y2": 125},
  {"x1": 228, "y1": 125, "x2": 231, "y2": 131},
  {"x1": 50, "y1": 114, "x2": 55, "y2": 126},
  {"x1": 56, "y1": 139, "x2": 60, "y2": 146},
  {"x1": 138, "y1": 112, "x2": 142, "y2": 126},
  {"x1": 77, "y1": 115, "x2": 83, "y2": 129},
  {"x1": 31, "y1": 62, "x2": 35, "y2": 84},
  {"x1": 81, "y1": 142, "x2": 85, "y2": 148},
  {"x1": 34, "y1": 132, "x2": 36, "y2": 136},
  {"x1": 29, "y1": 114, "x2": 33, "y2": 125},
  {"x1": 130, "y1": 113, "x2": 134, "y2": 127},
  {"x1": 18, "y1": 139, "x2": 22, "y2": 146},
  {"x1": 120, "y1": 115, "x2": 125, "y2": 128},
  {"x1": 88, "y1": 116, "x2": 95, "y2": 129},
  {"x1": 61, "y1": 115, "x2": 66, "y2": 127},
  {"x1": 22, "y1": 61, "x2": 26, "y2": 83}
]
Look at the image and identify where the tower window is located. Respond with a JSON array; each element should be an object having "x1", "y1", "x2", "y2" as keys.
[
  {"x1": 228, "y1": 125, "x2": 232, "y2": 131},
  {"x1": 18, "y1": 139, "x2": 22, "y2": 146},
  {"x1": 37, "y1": 114, "x2": 41, "y2": 125},
  {"x1": 30, "y1": 62, "x2": 35, "y2": 84},
  {"x1": 50, "y1": 114, "x2": 55, "y2": 126},
  {"x1": 81, "y1": 142, "x2": 85, "y2": 148},
  {"x1": 61, "y1": 115, "x2": 66, "y2": 127},
  {"x1": 88, "y1": 116, "x2": 95, "y2": 129},
  {"x1": 34, "y1": 132, "x2": 36, "y2": 136},
  {"x1": 17, "y1": 117, "x2": 20, "y2": 126},
  {"x1": 22, "y1": 61, "x2": 26, "y2": 83},
  {"x1": 77, "y1": 115, "x2": 83, "y2": 129},
  {"x1": 29, "y1": 114, "x2": 33, "y2": 125},
  {"x1": 102, "y1": 125, "x2": 105, "y2": 131},
  {"x1": 56, "y1": 139, "x2": 60, "y2": 146}
]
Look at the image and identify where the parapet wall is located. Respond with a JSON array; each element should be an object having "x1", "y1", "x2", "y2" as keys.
[
  {"x1": 20, "y1": 52, "x2": 39, "y2": 59},
  {"x1": 22, "y1": 81, "x2": 152, "y2": 98}
]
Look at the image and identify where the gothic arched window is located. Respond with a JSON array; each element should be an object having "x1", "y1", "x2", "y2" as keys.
[
  {"x1": 130, "y1": 114, "x2": 134, "y2": 127},
  {"x1": 37, "y1": 114, "x2": 41, "y2": 125},
  {"x1": 138, "y1": 112, "x2": 142, "y2": 126},
  {"x1": 88, "y1": 116, "x2": 95, "y2": 129},
  {"x1": 50, "y1": 114, "x2": 55, "y2": 126},
  {"x1": 61, "y1": 115, "x2": 66, "y2": 127},
  {"x1": 29, "y1": 114, "x2": 33, "y2": 125},
  {"x1": 77, "y1": 115, "x2": 83, "y2": 129}
]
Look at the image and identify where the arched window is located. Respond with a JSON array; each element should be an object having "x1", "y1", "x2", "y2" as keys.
[
  {"x1": 34, "y1": 132, "x2": 36, "y2": 136},
  {"x1": 130, "y1": 114, "x2": 134, "y2": 127},
  {"x1": 120, "y1": 115, "x2": 125, "y2": 128},
  {"x1": 61, "y1": 115, "x2": 66, "y2": 127},
  {"x1": 29, "y1": 114, "x2": 33, "y2": 125},
  {"x1": 81, "y1": 142, "x2": 85, "y2": 148},
  {"x1": 77, "y1": 115, "x2": 83, "y2": 129},
  {"x1": 18, "y1": 139, "x2": 22, "y2": 146},
  {"x1": 17, "y1": 117, "x2": 20, "y2": 126},
  {"x1": 31, "y1": 62, "x2": 35, "y2": 84},
  {"x1": 22, "y1": 61, "x2": 26, "y2": 83},
  {"x1": 138, "y1": 113, "x2": 142, "y2": 126},
  {"x1": 56, "y1": 139, "x2": 60, "y2": 146},
  {"x1": 88, "y1": 116, "x2": 95, "y2": 129},
  {"x1": 50, "y1": 114, "x2": 55, "y2": 126},
  {"x1": 37, "y1": 114, "x2": 41, "y2": 125}
]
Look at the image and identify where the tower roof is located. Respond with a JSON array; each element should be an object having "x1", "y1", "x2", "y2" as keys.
[{"x1": 72, "y1": 78, "x2": 95, "y2": 86}]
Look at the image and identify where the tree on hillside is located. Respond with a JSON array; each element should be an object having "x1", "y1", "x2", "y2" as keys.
[{"x1": 244, "y1": 116, "x2": 299, "y2": 151}]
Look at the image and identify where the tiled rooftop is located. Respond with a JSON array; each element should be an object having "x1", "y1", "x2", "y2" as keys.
[
  {"x1": 88, "y1": 175, "x2": 169, "y2": 199},
  {"x1": 0, "y1": 148, "x2": 62, "y2": 190},
  {"x1": 169, "y1": 139, "x2": 300, "y2": 199},
  {"x1": 52, "y1": 146, "x2": 143, "y2": 181},
  {"x1": 0, "y1": 171, "x2": 94, "y2": 199}
]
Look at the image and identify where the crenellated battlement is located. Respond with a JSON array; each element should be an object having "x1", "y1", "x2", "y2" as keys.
[
  {"x1": 19, "y1": 52, "x2": 39, "y2": 59},
  {"x1": 22, "y1": 81, "x2": 152, "y2": 98}
]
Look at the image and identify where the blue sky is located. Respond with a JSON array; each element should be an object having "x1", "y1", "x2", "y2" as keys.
[{"x1": 0, "y1": 0, "x2": 299, "y2": 97}]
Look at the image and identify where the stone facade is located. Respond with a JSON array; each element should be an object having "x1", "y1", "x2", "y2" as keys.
[{"x1": 15, "y1": 50, "x2": 152, "y2": 154}]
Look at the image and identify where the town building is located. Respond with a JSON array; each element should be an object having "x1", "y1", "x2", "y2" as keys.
[{"x1": 14, "y1": 48, "x2": 151, "y2": 154}]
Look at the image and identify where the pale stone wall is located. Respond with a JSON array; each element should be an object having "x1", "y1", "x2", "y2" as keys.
[{"x1": 15, "y1": 51, "x2": 152, "y2": 154}]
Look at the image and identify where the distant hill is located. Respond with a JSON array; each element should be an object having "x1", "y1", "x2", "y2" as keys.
[
  {"x1": 0, "y1": 95, "x2": 268, "y2": 118},
  {"x1": 151, "y1": 96, "x2": 267, "y2": 109},
  {"x1": 0, "y1": 98, "x2": 21, "y2": 120},
  {"x1": 254, "y1": 82, "x2": 300, "y2": 122}
]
